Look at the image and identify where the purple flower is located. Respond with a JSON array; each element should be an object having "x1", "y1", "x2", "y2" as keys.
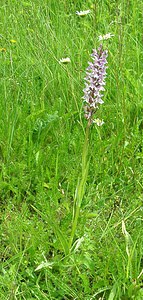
[{"x1": 83, "y1": 45, "x2": 108, "y2": 123}]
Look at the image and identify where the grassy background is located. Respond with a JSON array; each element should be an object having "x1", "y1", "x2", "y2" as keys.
[{"x1": 0, "y1": 0, "x2": 143, "y2": 299}]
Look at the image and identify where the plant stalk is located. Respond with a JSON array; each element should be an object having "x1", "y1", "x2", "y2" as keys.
[{"x1": 69, "y1": 120, "x2": 91, "y2": 250}]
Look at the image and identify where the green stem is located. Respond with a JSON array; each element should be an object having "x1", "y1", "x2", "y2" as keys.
[
  {"x1": 82, "y1": 120, "x2": 91, "y2": 176},
  {"x1": 69, "y1": 200, "x2": 80, "y2": 250},
  {"x1": 69, "y1": 120, "x2": 91, "y2": 250}
]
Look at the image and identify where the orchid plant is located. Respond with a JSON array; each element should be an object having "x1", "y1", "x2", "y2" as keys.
[{"x1": 69, "y1": 45, "x2": 108, "y2": 250}]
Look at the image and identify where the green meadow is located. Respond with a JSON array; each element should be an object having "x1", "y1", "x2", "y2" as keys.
[{"x1": 0, "y1": 0, "x2": 143, "y2": 299}]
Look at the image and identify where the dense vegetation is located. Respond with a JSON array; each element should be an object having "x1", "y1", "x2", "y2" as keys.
[{"x1": 0, "y1": 0, "x2": 143, "y2": 299}]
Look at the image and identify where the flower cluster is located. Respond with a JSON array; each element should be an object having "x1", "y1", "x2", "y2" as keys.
[
  {"x1": 59, "y1": 57, "x2": 71, "y2": 64},
  {"x1": 83, "y1": 45, "x2": 108, "y2": 124},
  {"x1": 76, "y1": 10, "x2": 90, "y2": 16},
  {"x1": 99, "y1": 33, "x2": 114, "y2": 41}
]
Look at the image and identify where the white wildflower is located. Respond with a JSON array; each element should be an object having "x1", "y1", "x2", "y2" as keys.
[
  {"x1": 93, "y1": 118, "x2": 104, "y2": 126},
  {"x1": 59, "y1": 57, "x2": 71, "y2": 64},
  {"x1": 99, "y1": 33, "x2": 114, "y2": 41},
  {"x1": 76, "y1": 10, "x2": 90, "y2": 16}
]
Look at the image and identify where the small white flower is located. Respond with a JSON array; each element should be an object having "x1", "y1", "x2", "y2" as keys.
[
  {"x1": 99, "y1": 33, "x2": 114, "y2": 41},
  {"x1": 76, "y1": 10, "x2": 90, "y2": 16},
  {"x1": 59, "y1": 57, "x2": 71, "y2": 64},
  {"x1": 93, "y1": 118, "x2": 104, "y2": 126}
]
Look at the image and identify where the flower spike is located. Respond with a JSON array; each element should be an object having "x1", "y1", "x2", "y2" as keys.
[{"x1": 83, "y1": 45, "x2": 108, "y2": 124}]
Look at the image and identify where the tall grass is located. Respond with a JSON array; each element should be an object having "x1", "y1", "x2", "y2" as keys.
[{"x1": 0, "y1": 0, "x2": 143, "y2": 299}]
